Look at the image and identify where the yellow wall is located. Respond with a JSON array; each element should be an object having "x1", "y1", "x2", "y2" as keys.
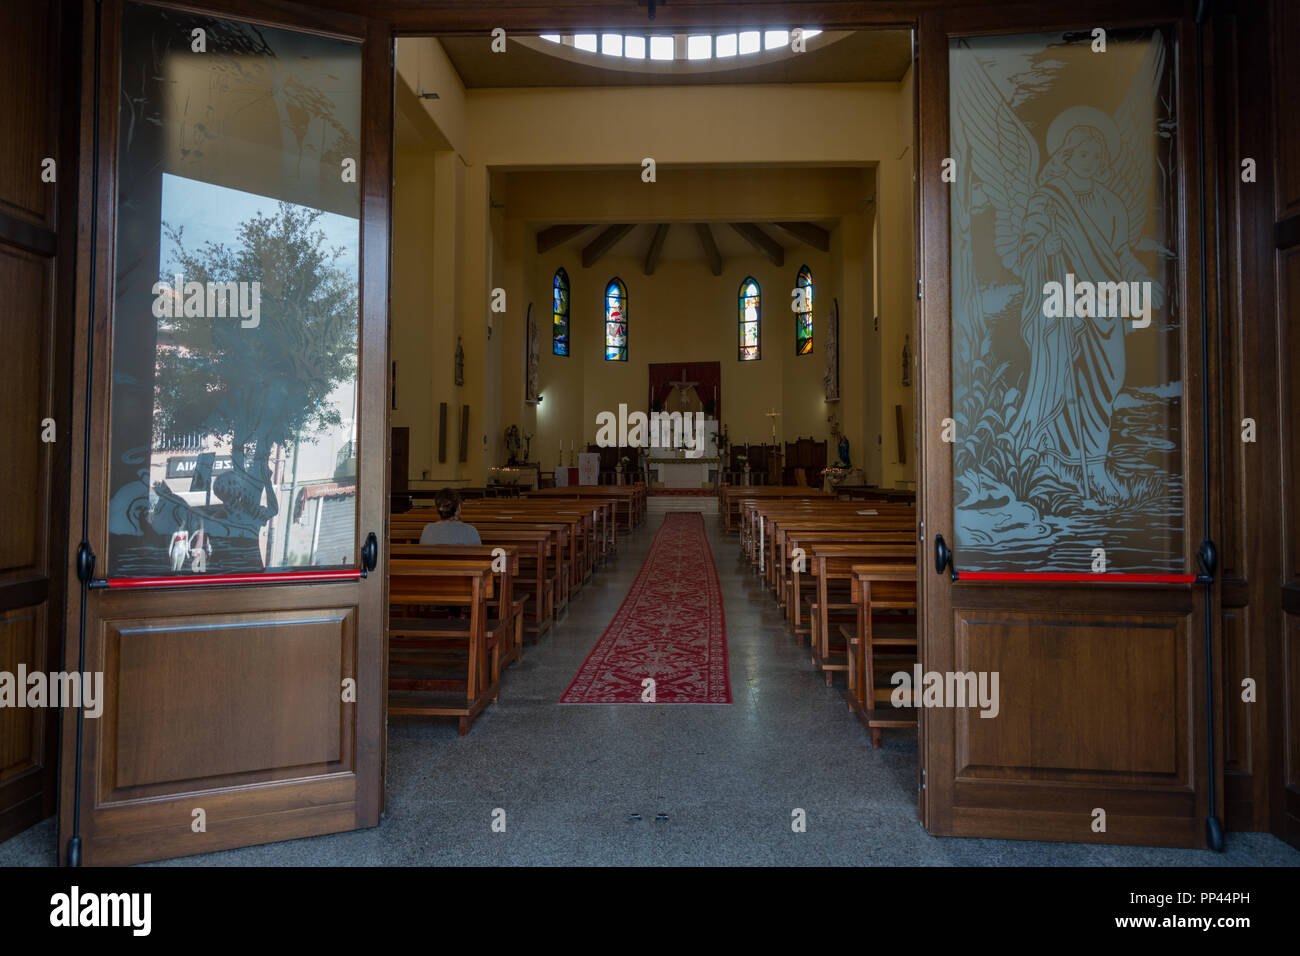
[
  {"x1": 391, "y1": 146, "x2": 437, "y2": 479},
  {"x1": 877, "y1": 64, "x2": 917, "y2": 488},
  {"x1": 395, "y1": 40, "x2": 915, "y2": 487}
]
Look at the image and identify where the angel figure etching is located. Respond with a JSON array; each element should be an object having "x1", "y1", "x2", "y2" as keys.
[{"x1": 955, "y1": 33, "x2": 1168, "y2": 503}]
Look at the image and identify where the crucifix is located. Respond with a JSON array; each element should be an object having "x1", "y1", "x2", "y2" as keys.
[
  {"x1": 664, "y1": 367, "x2": 699, "y2": 406},
  {"x1": 764, "y1": 407, "x2": 781, "y2": 442}
]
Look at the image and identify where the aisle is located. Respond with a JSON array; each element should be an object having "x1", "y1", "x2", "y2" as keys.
[{"x1": 561, "y1": 512, "x2": 729, "y2": 703}]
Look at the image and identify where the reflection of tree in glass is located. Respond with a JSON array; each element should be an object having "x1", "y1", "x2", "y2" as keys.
[{"x1": 155, "y1": 202, "x2": 357, "y2": 539}]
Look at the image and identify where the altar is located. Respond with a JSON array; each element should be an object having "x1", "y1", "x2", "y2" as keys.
[{"x1": 649, "y1": 454, "x2": 719, "y2": 489}]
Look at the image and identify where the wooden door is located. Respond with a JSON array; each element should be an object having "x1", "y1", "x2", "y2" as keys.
[
  {"x1": 917, "y1": 5, "x2": 1219, "y2": 847},
  {"x1": 58, "y1": 0, "x2": 391, "y2": 865},
  {"x1": 0, "y1": 0, "x2": 79, "y2": 845}
]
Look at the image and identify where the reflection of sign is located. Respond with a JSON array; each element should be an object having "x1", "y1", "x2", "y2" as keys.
[{"x1": 166, "y1": 454, "x2": 233, "y2": 479}]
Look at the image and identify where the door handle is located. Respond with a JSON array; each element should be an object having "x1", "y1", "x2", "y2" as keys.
[
  {"x1": 361, "y1": 532, "x2": 378, "y2": 574},
  {"x1": 934, "y1": 533, "x2": 953, "y2": 577}
]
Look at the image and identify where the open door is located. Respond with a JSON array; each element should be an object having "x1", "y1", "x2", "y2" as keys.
[
  {"x1": 59, "y1": 0, "x2": 391, "y2": 865},
  {"x1": 918, "y1": 7, "x2": 1219, "y2": 847}
]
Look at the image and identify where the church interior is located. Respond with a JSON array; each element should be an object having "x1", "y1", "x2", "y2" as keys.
[
  {"x1": 3, "y1": 0, "x2": 1298, "y2": 875},
  {"x1": 390, "y1": 29, "x2": 917, "y2": 497}
]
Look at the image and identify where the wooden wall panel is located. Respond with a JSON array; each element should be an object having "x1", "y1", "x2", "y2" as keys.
[
  {"x1": 0, "y1": 0, "x2": 75, "y2": 846},
  {"x1": 101, "y1": 608, "x2": 354, "y2": 799},
  {"x1": 0, "y1": 247, "x2": 51, "y2": 576},
  {"x1": 0, "y1": 609, "x2": 42, "y2": 783},
  {"x1": 1271, "y1": 0, "x2": 1300, "y2": 219},
  {"x1": 1221, "y1": 608, "x2": 1250, "y2": 773},
  {"x1": 1281, "y1": 246, "x2": 1300, "y2": 587},
  {"x1": 0, "y1": 2, "x2": 55, "y2": 228}
]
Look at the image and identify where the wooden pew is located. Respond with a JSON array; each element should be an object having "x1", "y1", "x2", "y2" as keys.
[
  {"x1": 390, "y1": 520, "x2": 558, "y2": 639},
  {"x1": 806, "y1": 544, "x2": 916, "y2": 684},
  {"x1": 387, "y1": 560, "x2": 499, "y2": 735},
  {"x1": 392, "y1": 512, "x2": 575, "y2": 614},
  {"x1": 782, "y1": 529, "x2": 914, "y2": 627},
  {"x1": 526, "y1": 484, "x2": 645, "y2": 530},
  {"x1": 721, "y1": 485, "x2": 833, "y2": 531},
  {"x1": 845, "y1": 564, "x2": 918, "y2": 747},
  {"x1": 764, "y1": 508, "x2": 915, "y2": 590},
  {"x1": 391, "y1": 544, "x2": 527, "y2": 668}
]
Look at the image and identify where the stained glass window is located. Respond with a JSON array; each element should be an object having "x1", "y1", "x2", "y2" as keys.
[
  {"x1": 604, "y1": 278, "x2": 628, "y2": 361},
  {"x1": 553, "y1": 268, "x2": 569, "y2": 356},
  {"x1": 795, "y1": 265, "x2": 813, "y2": 355},
  {"x1": 739, "y1": 277, "x2": 761, "y2": 360}
]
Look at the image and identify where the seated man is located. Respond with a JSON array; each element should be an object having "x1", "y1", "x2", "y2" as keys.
[{"x1": 419, "y1": 488, "x2": 481, "y2": 545}]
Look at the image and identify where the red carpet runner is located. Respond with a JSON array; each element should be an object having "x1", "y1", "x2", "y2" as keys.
[{"x1": 561, "y1": 511, "x2": 731, "y2": 704}]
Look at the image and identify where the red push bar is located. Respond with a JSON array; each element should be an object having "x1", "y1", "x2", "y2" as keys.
[
  {"x1": 93, "y1": 569, "x2": 363, "y2": 589},
  {"x1": 955, "y1": 571, "x2": 1198, "y2": 584}
]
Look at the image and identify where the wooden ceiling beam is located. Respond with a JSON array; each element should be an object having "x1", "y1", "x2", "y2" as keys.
[
  {"x1": 729, "y1": 222, "x2": 784, "y2": 267},
  {"x1": 536, "y1": 223, "x2": 592, "y2": 254},
  {"x1": 772, "y1": 220, "x2": 830, "y2": 252},
  {"x1": 643, "y1": 224, "x2": 670, "y2": 276},
  {"x1": 581, "y1": 223, "x2": 634, "y2": 267},
  {"x1": 694, "y1": 223, "x2": 723, "y2": 276}
]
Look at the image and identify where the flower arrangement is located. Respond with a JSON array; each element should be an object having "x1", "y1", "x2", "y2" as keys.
[{"x1": 821, "y1": 464, "x2": 850, "y2": 488}]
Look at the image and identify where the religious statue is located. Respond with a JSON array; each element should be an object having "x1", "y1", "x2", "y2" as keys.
[
  {"x1": 454, "y1": 336, "x2": 465, "y2": 386},
  {"x1": 504, "y1": 425, "x2": 522, "y2": 465},
  {"x1": 838, "y1": 435, "x2": 850, "y2": 467},
  {"x1": 525, "y1": 304, "x2": 540, "y2": 403},
  {"x1": 822, "y1": 299, "x2": 840, "y2": 402},
  {"x1": 902, "y1": 334, "x2": 912, "y2": 387}
]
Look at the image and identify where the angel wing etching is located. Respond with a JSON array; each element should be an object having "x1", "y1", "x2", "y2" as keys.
[{"x1": 951, "y1": 32, "x2": 1169, "y2": 502}]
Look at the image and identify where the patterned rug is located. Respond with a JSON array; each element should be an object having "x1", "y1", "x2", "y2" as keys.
[{"x1": 561, "y1": 511, "x2": 731, "y2": 704}]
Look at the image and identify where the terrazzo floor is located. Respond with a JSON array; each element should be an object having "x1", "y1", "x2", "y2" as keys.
[{"x1": 2, "y1": 502, "x2": 1297, "y2": 867}]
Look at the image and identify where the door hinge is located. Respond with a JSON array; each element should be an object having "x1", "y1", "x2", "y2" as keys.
[
  {"x1": 918, "y1": 520, "x2": 924, "y2": 542},
  {"x1": 921, "y1": 768, "x2": 927, "y2": 790}
]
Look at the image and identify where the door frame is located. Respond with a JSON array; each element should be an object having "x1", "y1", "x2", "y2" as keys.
[{"x1": 59, "y1": 0, "x2": 392, "y2": 865}]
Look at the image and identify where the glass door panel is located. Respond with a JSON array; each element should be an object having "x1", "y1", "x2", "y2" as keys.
[
  {"x1": 107, "y1": 2, "x2": 362, "y2": 576},
  {"x1": 948, "y1": 28, "x2": 1184, "y2": 574}
]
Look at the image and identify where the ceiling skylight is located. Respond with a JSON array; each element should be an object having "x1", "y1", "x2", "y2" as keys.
[{"x1": 538, "y1": 28, "x2": 822, "y2": 61}]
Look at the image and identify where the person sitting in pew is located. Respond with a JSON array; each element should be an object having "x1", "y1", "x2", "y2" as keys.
[{"x1": 420, "y1": 488, "x2": 482, "y2": 546}]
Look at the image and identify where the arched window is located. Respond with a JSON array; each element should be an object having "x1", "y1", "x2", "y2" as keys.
[
  {"x1": 738, "y1": 277, "x2": 761, "y2": 360},
  {"x1": 604, "y1": 277, "x2": 628, "y2": 361},
  {"x1": 552, "y1": 268, "x2": 570, "y2": 356},
  {"x1": 795, "y1": 265, "x2": 813, "y2": 355}
]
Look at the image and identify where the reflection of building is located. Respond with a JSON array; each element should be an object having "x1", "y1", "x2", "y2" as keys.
[{"x1": 269, "y1": 380, "x2": 359, "y2": 568}]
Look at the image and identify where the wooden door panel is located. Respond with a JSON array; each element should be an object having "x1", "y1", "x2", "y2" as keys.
[
  {"x1": 105, "y1": 609, "x2": 353, "y2": 794},
  {"x1": 954, "y1": 611, "x2": 1188, "y2": 779}
]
